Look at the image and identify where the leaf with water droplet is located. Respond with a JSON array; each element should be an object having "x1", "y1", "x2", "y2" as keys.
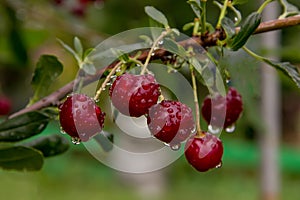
[{"x1": 0, "y1": 111, "x2": 50, "y2": 142}]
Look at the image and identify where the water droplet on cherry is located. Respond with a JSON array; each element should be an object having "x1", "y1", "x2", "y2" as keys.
[
  {"x1": 60, "y1": 127, "x2": 66, "y2": 134},
  {"x1": 225, "y1": 124, "x2": 235, "y2": 133},
  {"x1": 71, "y1": 137, "x2": 81, "y2": 145},
  {"x1": 208, "y1": 124, "x2": 221, "y2": 134},
  {"x1": 170, "y1": 143, "x2": 181, "y2": 151},
  {"x1": 215, "y1": 161, "x2": 222, "y2": 169}
]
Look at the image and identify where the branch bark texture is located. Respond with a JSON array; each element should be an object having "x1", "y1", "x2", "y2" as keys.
[{"x1": 9, "y1": 15, "x2": 300, "y2": 118}]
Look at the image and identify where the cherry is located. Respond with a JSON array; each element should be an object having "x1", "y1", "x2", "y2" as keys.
[
  {"x1": 59, "y1": 93, "x2": 105, "y2": 143},
  {"x1": 201, "y1": 87, "x2": 243, "y2": 129},
  {"x1": 184, "y1": 132, "x2": 223, "y2": 172},
  {"x1": 110, "y1": 73, "x2": 161, "y2": 117},
  {"x1": 0, "y1": 96, "x2": 12, "y2": 115},
  {"x1": 147, "y1": 100, "x2": 195, "y2": 146}
]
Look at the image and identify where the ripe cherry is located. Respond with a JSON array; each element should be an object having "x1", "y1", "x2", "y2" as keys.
[
  {"x1": 201, "y1": 87, "x2": 243, "y2": 129},
  {"x1": 147, "y1": 100, "x2": 195, "y2": 146},
  {"x1": 110, "y1": 73, "x2": 161, "y2": 117},
  {"x1": 0, "y1": 96, "x2": 11, "y2": 115},
  {"x1": 59, "y1": 93, "x2": 105, "y2": 143},
  {"x1": 184, "y1": 132, "x2": 223, "y2": 172}
]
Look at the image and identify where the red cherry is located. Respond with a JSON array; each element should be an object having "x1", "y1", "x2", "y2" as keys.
[
  {"x1": 147, "y1": 100, "x2": 195, "y2": 146},
  {"x1": 185, "y1": 132, "x2": 223, "y2": 172},
  {"x1": 201, "y1": 87, "x2": 243, "y2": 129},
  {"x1": 110, "y1": 74, "x2": 161, "y2": 117},
  {"x1": 59, "y1": 94, "x2": 105, "y2": 142},
  {"x1": 0, "y1": 96, "x2": 12, "y2": 115}
]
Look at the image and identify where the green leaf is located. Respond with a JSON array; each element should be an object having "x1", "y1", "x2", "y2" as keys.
[
  {"x1": 232, "y1": 0, "x2": 248, "y2": 5},
  {"x1": 81, "y1": 62, "x2": 96, "y2": 75},
  {"x1": 83, "y1": 48, "x2": 95, "y2": 59},
  {"x1": 227, "y1": 12, "x2": 261, "y2": 51},
  {"x1": 110, "y1": 48, "x2": 130, "y2": 62},
  {"x1": 279, "y1": 0, "x2": 300, "y2": 19},
  {"x1": 139, "y1": 35, "x2": 153, "y2": 45},
  {"x1": 183, "y1": 22, "x2": 195, "y2": 31},
  {"x1": 244, "y1": 47, "x2": 300, "y2": 88},
  {"x1": 57, "y1": 38, "x2": 81, "y2": 63},
  {"x1": 0, "y1": 111, "x2": 50, "y2": 142},
  {"x1": 145, "y1": 6, "x2": 169, "y2": 27},
  {"x1": 30, "y1": 55, "x2": 63, "y2": 104},
  {"x1": 0, "y1": 146, "x2": 43, "y2": 171},
  {"x1": 187, "y1": 0, "x2": 201, "y2": 18},
  {"x1": 22, "y1": 134, "x2": 69, "y2": 157},
  {"x1": 74, "y1": 37, "x2": 83, "y2": 59},
  {"x1": 228, "y1": 4, "x2": 242, "y2": 25},
  {"x1": 163, "y1": 38, "x2": 187, "y2": 58},
  {"x1": 221, "y1": 17, "x2": 236, "y2": 39},
  {"x1": 261, "y1": 58, "x2": 300, "y2": 88}
]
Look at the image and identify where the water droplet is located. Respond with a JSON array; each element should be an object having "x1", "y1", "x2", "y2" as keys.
[
  {"x1": 106, "y1": 82, "x2": 112, "y2": 86},
  {"x1": 151, "y1": 53, "x2": 155, "y2": 56},
  {"x1": 215, "y1": 161, "x2": 222, "y2": 169},
  {"x1": 208, "y1": 124, "x2": 221, "y2": 134},
  {"x1": 102, "y1": 88, "x2": 106, "y2": 91},
  {"x1": 60, "y1": 127, "x2": 66, "y2": 134},
  {"x1": 163, "y1": 142, "x2": 170, "y2": 147},
  {"x1": 116, "y1": 67, "x2": 121, "y2": 73},
  {"x1": 225, "y1": 124, "x2": 235, "y2": 133},
  {"x1": 110, "y1": 75, "x2": 117, "y2": 79},
  {"x1": 158, "y1": 40, "x2": 164, "y2": 45},
  {"x1": 170, "y1": 143, "x2": 181, "y2": 151},
  {"x1": 234, "y1": 17, "x2": 238, "y2": 22},
  {"x1": 95, "y1": 99, "x2": 100, "y2": 103},
  {"x1": 71, "y1": 137, "x2": 81, "y2": 145},
  {"x1": 226, "y1": 79, "x2": 231, "y2": 84}
]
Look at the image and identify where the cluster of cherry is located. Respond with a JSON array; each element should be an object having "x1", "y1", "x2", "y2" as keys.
[
  {"x1": 59, "y1": 73, "x2": 243, "y2": 172},
  {"x1": 52, "y1": 0, "x2": 104, "y2": 17}
]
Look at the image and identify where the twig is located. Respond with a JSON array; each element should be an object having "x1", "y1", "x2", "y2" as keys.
[{"x1": 8, "y1": 15, "x2": 300, "y2": 118}]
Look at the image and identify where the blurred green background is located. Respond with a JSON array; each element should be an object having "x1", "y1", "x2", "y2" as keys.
[{"x1": 1, "y1": 0, "x2": 300, "y2": 199}]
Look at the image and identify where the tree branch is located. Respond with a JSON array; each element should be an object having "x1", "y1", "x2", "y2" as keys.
[{"x1": 9, "y1": 15, "x2": 300, "y2": 118}]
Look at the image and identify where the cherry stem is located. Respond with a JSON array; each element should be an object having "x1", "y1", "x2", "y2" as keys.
[
  {"x1": 93, "y1": 62, "x2": 122, "y2": 101},
  {"x1": 190, "y1": 64, "x2": 203, "y2": 137},
  {"x1": 140, "y1": 30, "x2": 168, "y2": 75},
  {"x1": 216, "y1": 0, "x2": 229, "y2": 29}
]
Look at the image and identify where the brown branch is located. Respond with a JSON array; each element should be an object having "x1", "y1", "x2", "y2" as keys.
[
  {"x1": 254, "y1": 14, "x2": 300, "y2": 34},
  {"x1": 9, "y1": 15, "x2": 300, "y2": 118}
]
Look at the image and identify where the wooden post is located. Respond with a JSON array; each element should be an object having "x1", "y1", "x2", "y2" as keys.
[{"x1": 259, "y1": 1, "x2": 281, "y2": 200}]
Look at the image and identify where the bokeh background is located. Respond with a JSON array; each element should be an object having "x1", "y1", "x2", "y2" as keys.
[{"x1": 0, "y1": 0, "x2": 300, "y2": 199}]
